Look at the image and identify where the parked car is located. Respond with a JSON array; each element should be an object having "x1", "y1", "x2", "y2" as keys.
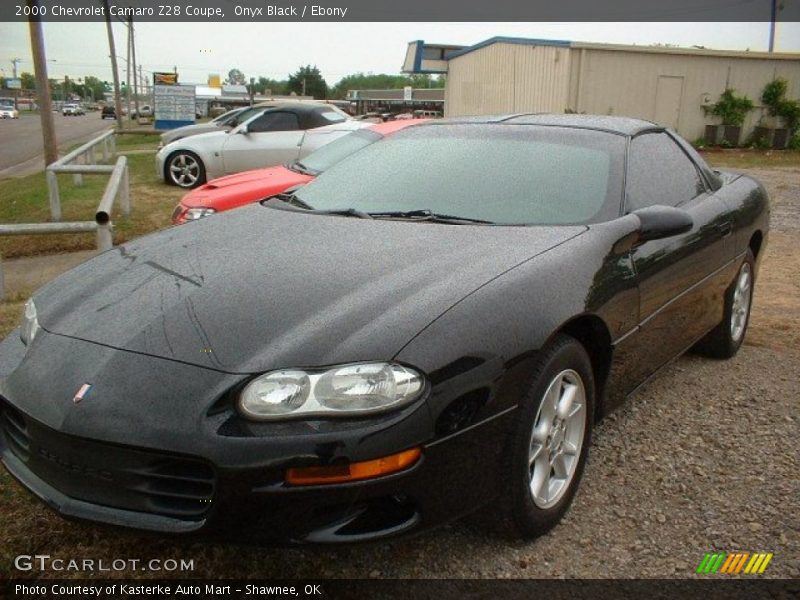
[
  {"x1": 130, "y1": 104, "x2": 153, "y2": 119},
  {"x1": 0, "y1": 106, "x2": 19, "y2": 119},
  {"x1": 61, "y1": 103, "x2": 85, "y2": 116},
  {"x1": 0, "y1": 114, "x2": 768, "y2": 544},
  {"x1": 158, "y1": 107, "x2": 249, "y2": 148},
  {"x1": 172, "y1": 119, "x2": 428, "y2": 223},
  {"x1": 156, "y1": 103, "x2": 360, "y2": 189},
  {"x1": 101, "y1": 105, "x2": 116, "y2": 120}
]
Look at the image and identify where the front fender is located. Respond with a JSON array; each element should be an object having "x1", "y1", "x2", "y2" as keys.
[{"x1": 394, "y1": 217, "x2": 640, "y2": 427}]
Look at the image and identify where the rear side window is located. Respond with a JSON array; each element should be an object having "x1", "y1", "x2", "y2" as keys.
[
  {"x1": 626, "y1": 133, "x2": 705, "y2": 211},
  {"x1": 319, "y1": 110, "x2": 347, "y2": 123},
  {"x1": 248, "y1": 111, "x2": 300, "y2": 133}
]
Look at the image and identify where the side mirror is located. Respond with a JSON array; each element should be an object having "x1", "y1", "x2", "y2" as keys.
[
  {"x1": 632, "y1": 205, "x2": 693, "y2": 244},
  {"x1": 236, "y1": 123, "x2": 249, "y2": 135}
]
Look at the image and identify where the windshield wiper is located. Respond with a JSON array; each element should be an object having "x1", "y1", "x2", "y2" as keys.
[
  {"x1": 367, "y1": 209, "x2": 495, "y2": 225},
  {"x1": 275, "y1": 192, "x2": 314, "y2": 210},
  {"x1": 286, "y1": 160, "x2": 318, "y2": 176},
  {"x1": 315, "y1": 207, "x2": 374, "y2": 219},
  {"x1": 274, "y1": 194, "x2": 372, "y2": 219}
]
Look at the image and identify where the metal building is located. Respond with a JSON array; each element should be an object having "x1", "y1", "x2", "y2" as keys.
[{"x1": 403, "y1": 37, "x2": 800, "y2": 141}]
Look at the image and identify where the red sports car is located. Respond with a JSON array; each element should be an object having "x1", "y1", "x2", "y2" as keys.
[{"x1": 172, "y1": 119, "x2": 428, "y2": 224}]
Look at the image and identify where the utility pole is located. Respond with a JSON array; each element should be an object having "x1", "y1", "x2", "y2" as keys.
[
  {"x1": 26, "y1": 1, "x2": 57, "y2": 165},
  {"x1": 768, "y1": 0, "x2": 780, "y2": 52},
  {"x1": 101, "y1": 0, "x2": 123, "y2": 130},
  {"x1": 302, "y1": 77, "x2": 306, "y2": 97},
  {"x1": 129, "y1": 16, "x2": 139, "y2": 118},
  {"x1": 11, "y1": 58, "x2": 21, "y2": 109},
  {"x1": 125, "y1": 16, "x2": 131, "y2": 119}
]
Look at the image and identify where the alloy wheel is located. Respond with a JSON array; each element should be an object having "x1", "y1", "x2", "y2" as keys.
[
  {"x1": 730, "y1": 262, "x2": 752, "y2": 343},
  {"x1": 527, "y1": 369, "x2": 586, "y2": 509},
  {"x1": 169, "y1": 153, "x2": 200, "y2": 187}
]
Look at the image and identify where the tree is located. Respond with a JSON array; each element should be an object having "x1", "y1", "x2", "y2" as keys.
[
  {"x1": 255, "y1": 76, "x2": 287, "y2": 96},
  {"x1": 20, "y1": 71, "x2": 36, "y2": 90},
  {"x1": 329, "y1": 72, "x2": 447, "y2": 99},
  {"x1": 226, "y1": 68, "x2": 246, "y2": 85},
  {"x1": 286, "y1": 65, "x2": 327, "y2": 99},
  {"x1": 83, "y1": 75, "x2": 106, "y2": 101}
]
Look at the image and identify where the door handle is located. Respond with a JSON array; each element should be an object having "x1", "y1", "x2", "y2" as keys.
[{"x1": 716, "y1": 221, "x2": 733, "y2": 238}]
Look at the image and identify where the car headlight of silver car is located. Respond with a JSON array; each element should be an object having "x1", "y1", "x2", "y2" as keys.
[
  {"x1": 239, "y1": 362, "x2": 425, "y2": 421},
  {"x1": 184, "y1": 207, "x2": 216, "y2": 220},
  {"x1": 20, "y1": 298, "x2": 40, "y2": 346}
]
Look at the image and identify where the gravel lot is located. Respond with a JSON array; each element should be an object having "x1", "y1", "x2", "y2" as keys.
[{"x1": 1, "y1": 165, "x2": 798, "y2": 580}]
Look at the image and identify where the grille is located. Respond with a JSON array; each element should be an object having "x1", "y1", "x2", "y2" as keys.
[
  {"x1": 1, "y1": 402, "x2": 30, "y2": 462},
  {"x1": 0, "y1": 398, "x2": 215, "y2": 520}
]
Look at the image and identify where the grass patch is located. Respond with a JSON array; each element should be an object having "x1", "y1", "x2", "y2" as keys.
[
  {"x1": 116, "y1": 132, "x2": 161, "y2": 150},
  {"x1": 0, "y1": 151, "x2": 183, "y2": 258},
  {"x1": 0, "y1": 297, "x2": 24, "y2": 338},
  {"x1": 700, "y1": 149, "x2": 800, "y2": 169}
]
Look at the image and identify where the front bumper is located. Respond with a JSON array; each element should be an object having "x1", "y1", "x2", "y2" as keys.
[{"x1": 0, "y1": 330, "x2": 514, "y2": 544}]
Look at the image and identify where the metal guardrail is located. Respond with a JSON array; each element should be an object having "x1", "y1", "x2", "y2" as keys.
[
  {"x1": 46, "y1": 130, "x2": 116, "y2": 221},
  {"x1": 0, "y1": 150, "x2": 130, "y2": 301}
]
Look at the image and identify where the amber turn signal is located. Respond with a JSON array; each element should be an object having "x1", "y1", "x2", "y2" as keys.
[{"x1": 286, "y1": 447, "x2": 422, "y2": 486}]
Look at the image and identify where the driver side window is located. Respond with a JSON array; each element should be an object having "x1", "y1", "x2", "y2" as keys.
[
  {"x1": 626, "y1": 133, "x2": 706, "y2": 212},
  {"x1": 248, "y1": 111, "x2": 300, "y2": 133}
]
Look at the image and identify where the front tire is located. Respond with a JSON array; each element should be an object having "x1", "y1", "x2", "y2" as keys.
[
  {"x1": 505, "y1": 334, "x2": 594, "y2": 539},
  {"x1": 165, "y1": 150, "x2": 206, "y2": 189},
  {"x1": 694, "y1": 250, "x2": 755, "y2": 359}
]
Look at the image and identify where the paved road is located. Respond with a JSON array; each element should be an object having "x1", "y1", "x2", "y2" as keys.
[{"x1": 0, "y1": 112, "x2": 114, "y2": 178}]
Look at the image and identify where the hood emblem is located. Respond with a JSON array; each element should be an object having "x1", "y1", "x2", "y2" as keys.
[{"x1": 73, "y1": 383, "x2": 92, "y2": 404}]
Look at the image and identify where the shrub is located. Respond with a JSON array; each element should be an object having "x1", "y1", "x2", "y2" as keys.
[
  {"x1": 761, "y1": 78, "x2": 800, "y2": 133},
  {"x1": 761, "y1": 79, "x2": 788, "y2": 113},
  {"x1": 706, "y1": 89, "x2": 754, "y2": 127}
]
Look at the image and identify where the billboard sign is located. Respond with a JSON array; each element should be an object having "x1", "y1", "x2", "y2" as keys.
[
  {"x1": 154, "y1": 82, "x2": 195, "y2": 129},
  {"x1": 6, "y1": 78, "x2": 21, "y2": 90}
]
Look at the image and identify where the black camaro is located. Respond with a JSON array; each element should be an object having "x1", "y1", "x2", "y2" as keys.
[{"x1": 0, "y1": 114, "x2": 768, "y2": 543}]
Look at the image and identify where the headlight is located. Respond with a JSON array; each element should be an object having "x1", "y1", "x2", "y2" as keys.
[
  {"x1": 184, "y1": 207, "x2": 216, "y2": 220},
  {"x1": 239, "y1": 362, "x2": 425, "y2": 421},
  {"x1": 20, "y1": 298, "x2": 40, "y2": 346}
]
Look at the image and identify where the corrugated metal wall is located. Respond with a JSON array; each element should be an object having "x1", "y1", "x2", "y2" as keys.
[
  {"x1": 445, "y1": 43, "x2": 800, "y2": 141},
  {"x1": 445, "y1": 43, "x2": 570, "y2": 117},
  {"x1": 572, "y1": 49, "x2": 800, "y2": 141}
]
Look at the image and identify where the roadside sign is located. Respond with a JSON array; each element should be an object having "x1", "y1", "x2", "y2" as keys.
[
  {"x1": 154, "y1": 83, "x2": 195, "y2": 129},
  {"x1": 5, "y1": 78, "x2": 21, "y2": 90}
]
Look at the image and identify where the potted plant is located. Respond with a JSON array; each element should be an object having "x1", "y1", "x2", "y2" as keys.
[
  {"x1": 703, "y1": 89, "x2": 753, "y2": 147},
  {"x1": 754, "y1": 78, "x2": 800, "y2": 149}
]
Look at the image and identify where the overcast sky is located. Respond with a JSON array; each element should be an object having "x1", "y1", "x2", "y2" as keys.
[{"x1": 0, "y1": 21, "x2": 798, "y2": 85}]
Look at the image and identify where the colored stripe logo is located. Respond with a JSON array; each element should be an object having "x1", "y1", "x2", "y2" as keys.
[{"x1": 697, "y1": 552, "x2": 773, "y2": 574}]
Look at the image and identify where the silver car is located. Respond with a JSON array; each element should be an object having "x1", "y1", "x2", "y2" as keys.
[
  {"x1": 155, "y1": 103, "x2": 363, "y2": 188},
  {"x1": 62, "y1": 103, "x2": 85, "y2": 116}
]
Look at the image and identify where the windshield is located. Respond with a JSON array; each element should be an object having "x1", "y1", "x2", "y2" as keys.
[
  {"x1": 213, "y1": 109, "x2": 244, "y2": 126},
  {"x1": 228, "y1": 107, "x2": 264, "y2": 127},
  {"x1": 293, "y1": 124, "x2": 625, "y2": 225},
  {"x1": 297, "y1": 129, "x2": 382, "y2": 174}
]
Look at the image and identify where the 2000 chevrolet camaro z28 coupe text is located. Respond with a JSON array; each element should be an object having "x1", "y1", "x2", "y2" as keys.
[{"x1": 0, "y1": 115, "x2": 768, "y2": 544}]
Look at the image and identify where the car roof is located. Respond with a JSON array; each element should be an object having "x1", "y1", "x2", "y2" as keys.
[
  {"x1": 367, "y1": 118, "x2": 432, "y2": 135},
  {"x1": 261, "y1": 102, "x2": 341, "y2": 115},
  {"x1": 436, "y1": 113, "x2": 661, "y2": 136}
]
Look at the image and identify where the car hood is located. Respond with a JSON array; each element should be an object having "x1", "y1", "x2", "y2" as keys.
[
  {"x1": 182, "y1": 167, "x2": 312, "y2": 210},
  {"x1": 160, "y1": 123, "x2": 224, "y2": 145},
  {"x1": 34, "y1": 204, "x2": 585, "y2": 374}
]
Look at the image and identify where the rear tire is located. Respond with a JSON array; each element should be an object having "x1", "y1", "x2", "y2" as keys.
[
  {"x1": 694, "y1": 250, "x2": 755, "y2": 359},
  {"x1": 503, "y1": 334, "x2": 594, "y2": 539}
]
